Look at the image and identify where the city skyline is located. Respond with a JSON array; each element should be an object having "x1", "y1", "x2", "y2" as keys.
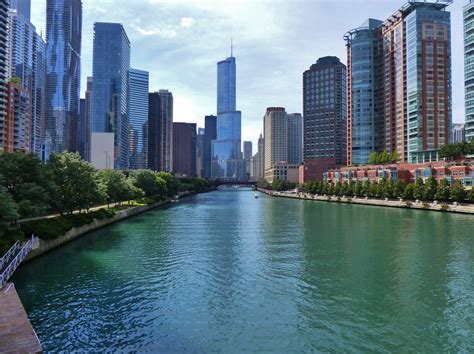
[{"x1": 28, "y1": 0, "x2": 467, "y2": 148}]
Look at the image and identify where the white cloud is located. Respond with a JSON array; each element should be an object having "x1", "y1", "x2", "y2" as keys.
[
  {"x1": 180, "y1": 17, "x2": 195, "y2": 28},
  {"x1": 134, "y1": 25, "x2": 178, "y2": 38}
]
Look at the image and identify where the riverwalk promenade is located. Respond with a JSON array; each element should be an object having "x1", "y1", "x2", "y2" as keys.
[
  {"x1": 259, "y1": 188, "x2": 474, "y2": 214},
  {"x1": 0, "y1": 283, "x2": 42, "y2": 352}
]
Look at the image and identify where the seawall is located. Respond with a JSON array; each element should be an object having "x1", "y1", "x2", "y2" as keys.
[{"x1": 259, "y1": 188, "x2": 474, "y2": 214}]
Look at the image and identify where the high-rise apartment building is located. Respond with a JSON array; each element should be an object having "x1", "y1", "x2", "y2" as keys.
[
  {"x1": 453, "y1": 123, "x2": 466, "y2": 143},
  {"x1": 5, "y1": 81, "x2": 31, "y2": 153},
  {"x1": 302, "y1": 57, "x2": 346, "y2": 180},
  {"x1": 203, "y1": 115, "x2": 216, "y2": 179},
  {"x1": 263, "y1": 107, "x2": 301, "y2": 183},
  {"x1": 287, "y1": 113, "x2": 303, "y2": 165},
  {"x1": 128, "y1": 68, "x2": 149, "y2": 169},
  {"x1": 78, "y1": 76, "x2": 91, "y2": 160},
  {"x1": 148, "y1": 90, "x2": 173, "y2": 172},
  {"x1": 211, "y1": 52, "x2": 245, "y2": 180},
  {"x1": 91, "y1": 22, "x2": 130, "y2": 169},
  {"x1": 0, "y1": 0, "x2": 8, "y2": 152},
  {"x1": 196, "y1": 127, "x2": 204, "y2": 177},
  {"x1": 44, "y1": 0, "x2": 82, "y2": 156},
  {"x1": 465, "y1": 0, "x2": 474, "y2": 141},
  {"x1": 345, "y1": 1, "x2": 452, "y2": 165},
  {"x1": 173, "y1": 122, "x2": 196, "y2": 176}
]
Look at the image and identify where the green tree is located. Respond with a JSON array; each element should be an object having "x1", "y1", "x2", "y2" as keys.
[
  {"x1": 423, "y1": 176, "x2": 438, "y2": 202},
  {"x1": 48, "y1": 152, "x2": 105, "y2": 213},
  {"x1": 362, "y1": 180, "x2": 371, "y2": 196},
  {"x1": 129, "y1": 169, "x2": 160, "y2": 197},
  {"x1": 98, "y1": 170, "x2": 130, "y2": 205},
  {"x1": 369, "y1": 181, "x2": 378, "y2": 198},
  {"x1": 0, "y1": 152, "x2": 52, "y2": 218},
  {"x1": 156, "y1": 172, "x2": 180, "y2": 197},
  {"x1": 435, "y1": 178, "x2": 450, "y2": 202},
  {"x1": 413, "y1": 178, "x2": 425, "y2": 201},
  {"x1": 354, "y1": 180, "x2": 363, "y2": 197},
  {"x1": 0, "y1": 187, "x2": 19, "y2": 231},
  {"x1": 403, "y1": 183, "x2": 415, "y2": 200},
  {"x1": 450, "y1": 180, "x2": 466, "y2": 203},
  {"x1": 390, "y1": 151, "x2": 400, "y2": 163},
  {"x1": 395, "y1": 180, "x2": 406, "y2": 198},
  {"x1": 467, "y1": 187, "x2": 474, "y2": 203},
  {"x1": 155, "y1": 176, "x2": 168, "y2": 199}
]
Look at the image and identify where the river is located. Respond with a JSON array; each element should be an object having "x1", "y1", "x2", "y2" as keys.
[{"x1": 13, "y1": 190, "x2": 474, "y2": 352}]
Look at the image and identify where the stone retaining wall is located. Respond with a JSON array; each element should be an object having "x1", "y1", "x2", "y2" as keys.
[{"x1": 258, "y1": 188, "x2": 474, "y2": 214}]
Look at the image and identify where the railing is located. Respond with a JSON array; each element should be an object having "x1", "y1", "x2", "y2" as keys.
[
  {"x1": 0, "y1": 240, "x2": 20, "y2": 273},
  {"x1": 0, "y1": 236, "x2": 38, "y2": 288}
]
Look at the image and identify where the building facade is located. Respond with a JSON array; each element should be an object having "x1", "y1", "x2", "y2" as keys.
[
  {"x1": 44, "y1": 0, "x2": 82, "y2": 156},
  {"x1": 203, "y1": 114, "x2": 216, "y2": 179},
  {"x1": 465, "y1": 0, "x2": 474, "y2": 141},
  {"x1": 5, "y1": 81, "x2": 31, "y2": 152},
  {"x1": 211, "y1": 54, "x2": 244, "y2": 180},
  {"x1": 173, "y1": 122, "x2": 196, "y2": 177},
  {"x1": 302, "y1": 56, "x2": 346, "y2": 180},
  {"x1": 148, "y1": 90, "x2": 173, "y2": 172},
  {"x1": 78, "y1": 76, "x2": 91, "y2": 161},
  {"x1": 196, "y1": 127, "x2": 204, "y2": 177},
  {"x1": 0, "y1": 0, "x2": 11, "y2": 152},
  {"x1": 345, "y1": 1, "x2": 452, "y2": 165},
  {"x1": 128, "y1": 68, "x2": 149, "y2": 169},
  {"x1": 287, "y1": 113, "x2": 303, "y2": 165},
  {"x1": 453, "y1": 123, "x2": 466, "y2": 143},
  {"x1": 243, "y1": 140, "x2": 252, "y2": 178},
  {"x1": 91, "y1": 22, "x2": 130, "y2": 169}
]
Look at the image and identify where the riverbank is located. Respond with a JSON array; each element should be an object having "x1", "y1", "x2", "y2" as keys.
[{"x1": 259, "y1": 188, "x2": 474, "y2": 214}]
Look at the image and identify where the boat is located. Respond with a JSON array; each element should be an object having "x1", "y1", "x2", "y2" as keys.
[{"x1": 254, "y1": 194, "x2": 259, "y2": 198}]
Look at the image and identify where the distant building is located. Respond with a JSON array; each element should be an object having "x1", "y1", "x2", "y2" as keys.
[
  {"x1": 128, "y1": 68, "x2": 149, "y2": 169},
  {"x1": 302, "y1": 56, "x2": 346, "y2": 181},
  {"x1": 243, "y1": 140, "x2": 252, "y2": 178},
  {"x1": 4, "y1": 81, "x2": 31, "y2": 153},
  {"x1": 203, "y1": 115, "x2": 216, "y2": 178},
  {"x1": 173, "y1": 122, "x2": 196, "y2": 176},
  {"x1": 148, "y1": 90, "x2": 173, "y2": 172},
  {"x1": 78, "y1": 77, "x2": 92, "y2": 161},
  {"x1": 257, "y1": 133, "x2": 264, "y2": 179},
  {"x1": 196, "y1": 127, "x2": 204, "y2": 177},
  {"x1": 211, "y1": 52, "x2": 245, "y2": 180},
  {"x1": 453, "y1": 123, "x2": 465, "y2": 143},
  {"x1": 91, "y1": 22, "x2": 130, "y2": 169},
  {"x1": 263, "y1": 107, "x2": 300, "y2": 183},
  {"x1": 0, "y1": 0, "x2": 9, "y2": 152},
  {"x1": 91, "y1": 132, "x2": 114, "y2": 170},
  {"x1": 44, "y1": 0, "x2": 82, "y2": 156},
  {"x1": 287, "y1": 113, "x2": 303, "y2": 165},
  {"x1": 345, "y1": 1, "x2": 452, "y2": 164},
  {"x1": 465, "y1": 0, "x2": 474, "y2": 141}
]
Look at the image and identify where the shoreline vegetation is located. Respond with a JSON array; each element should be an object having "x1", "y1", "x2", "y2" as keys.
[{"x1": 0, "y1": 152, "x2": 213, "y2": 254}]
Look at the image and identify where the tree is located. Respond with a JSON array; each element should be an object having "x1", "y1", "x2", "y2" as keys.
[
  {"x1": 362, "y1": 180, "x2": 371, "y2": 196},
  {"x1": 450, "y1": 180, "x2": 466, "y2": 203},
  {"x1": 354, "y1": 180, "x2": 363, "y2": 197},
  {"x1": 48, "y1": 152, "x2": 105, "y2": 213},
  {"x1": 0, "y1": 152, "x2": 52, "y2": 218},
  {"x1": 467, "y1": 187, "x2": 474, "y2": 203},
  {"x1": 0, "y1": 187, "x2": 19, "y2": 231},
  {"x1": 423, "y1": 176, "x2": 438, "y2": 202},
  {"x1": 369, "y1": 181, "x2": 378, "y2": 198},
  {"x1": 156, "y1": 172, "x2": 180, "y2": 197},
  {"x1": 257, "y1": 178, "x2": 270, "y2": 189},
  {"x1": 394, "y1": 180, "x2": 406, "y2": 198},
  {"x1": 435, "y1": 179, "x2": 450, "y2": 202},
  {"x1": 403, "y1": 183, "x2": 415, "y2": 200},
  {"x1": 98, "y1": 170, "x2": 130, "y2": 205},
  {"x1": 129, "y1": 169, "x2": 160, "y2": 197},
  {"x1": 155, "y1": 176, "x2": 168, "y2": 199},
  {"x1": 413, "y1": 178, "x2": 425, "y2": 201}
]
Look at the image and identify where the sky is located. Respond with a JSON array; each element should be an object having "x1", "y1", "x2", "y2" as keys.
[{"x1": 30, "y1": 0, "x2": 466, "y2": 150}]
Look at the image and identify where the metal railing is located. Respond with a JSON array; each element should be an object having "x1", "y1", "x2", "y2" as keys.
[
  {"x1": 0, "y1": 240, "x2": 20, "y2": 273},
  {"x1": 0, "y1": 236, "x2": 38, "y2": 288}
]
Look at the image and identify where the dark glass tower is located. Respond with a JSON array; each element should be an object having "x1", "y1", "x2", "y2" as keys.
[
  {"x1": 203, "y1": 114, "x2": 216, "y2": 178},
  {"x1": 91, "y1": 22, "x2": 130, "y2": 169},
  {"x1": 148, "y1": 90, "x2": 173, "y2": 172},
  {"x1": 172, "y1": 122, "x2": 196, "y2": 177},
  {"x1": 44, "y1": 0, "x2": 82, "y2": 156}
]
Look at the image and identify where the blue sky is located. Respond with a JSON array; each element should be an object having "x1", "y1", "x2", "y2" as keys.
[{"x1": 31, "y1": 0, "x2": 466, "y2": 149}]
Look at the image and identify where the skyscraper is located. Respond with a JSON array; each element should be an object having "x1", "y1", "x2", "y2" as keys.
[
  {"x1": 257, "y1": 133, "x2": 264, "y2": 179},
  {"x1": 287, "y1": 113, "x2": 303, "y2": 165},
  {"x1": 211, "y1": 50, "x2": 244, "y2": 180},
  {"x1": 173, "y1": 122, "x2": 196, "y2": 177},
  {"x1": 465, "y1": 0, "x2": 474, "y2": 141},
  {"x1": 196, "y1": 127, "x2": 204, "y2": 177},
  {"x1": 345, "y1": 1, "x2": 452, "y2": 165},
  {"x1": 9, "y1": 0, "x2": 46, "y2": 156},
  {"x1": 128, "y1": 68, "x2": 149, "y2": 169},
  {"x1": 44, "y1": 0, "x2": 82, "y2": 156},
  {"x1": 203, "y1": 114, "x2": 216, "y2": 178},
  {"x1": 453, "y1": 123, "x2": 466, "y2": 143},
  {"x1": 0, "y1": 0, "x2": 11, "y2": 152},
  {"x1": 78, "y1": 76, "x2": 91, "y2": 160},
  {"x1": 148, "y1": 90, "x2": 173, "y2": 172},
  {"x1": 91, "y1": 22, "x2": 130, "y2": 169},
  {"x1": 263, "y1": 107, "x2": 300, "y2": 183},
  {"x1": 243, "y1": 140, "x2": 252, "y2": 178},
  {"x1": 302, "y1": 57, "x2": 346, "y2": 181},
  {"x1": 5, "y1": 81, "x2": 31, "y2": 153}
]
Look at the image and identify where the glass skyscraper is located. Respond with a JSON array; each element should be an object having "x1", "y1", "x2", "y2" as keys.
[
  {"x1": 44, "y1": 0, "x2": 82, "y2": 156},
  {"x1": 91, "y1": 22, "x2": 130, "y2": 169},
  {"x1": 203, "y1": 115, "x2": 216, "y2": 179},
  {"x1": 465, "y1": 0, "x2": 474, "y2": 141},
  {"x1": 211, "y1": 54, "x2": 244, "y2": 180},
  {"x1": 128, "y1": 68, "x2": 149, "y2": 169},
  {"x1": 0, "y1": 0, "x2": 8, "y2": 151},
  {"x1": 148, "y1": 90, "x2": 173, "y2": 172}
]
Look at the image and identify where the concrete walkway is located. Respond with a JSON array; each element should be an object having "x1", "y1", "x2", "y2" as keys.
[{"x1": 0, "y1": 283, "x2": 42, "y2": 352}]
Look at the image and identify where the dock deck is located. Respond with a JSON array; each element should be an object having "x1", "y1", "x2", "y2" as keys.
[{"x1": 0, "y1": 283, "x2": 42, "y2": 352}]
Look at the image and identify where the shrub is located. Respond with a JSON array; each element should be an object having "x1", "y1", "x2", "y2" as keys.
[{"x1": 440, "y1": 203, "x2": 449, "y2": 211}]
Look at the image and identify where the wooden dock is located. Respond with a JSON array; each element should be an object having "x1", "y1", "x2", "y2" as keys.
[{"x1": 0, "y1": 283, "x2": 42, "y2": 353}]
